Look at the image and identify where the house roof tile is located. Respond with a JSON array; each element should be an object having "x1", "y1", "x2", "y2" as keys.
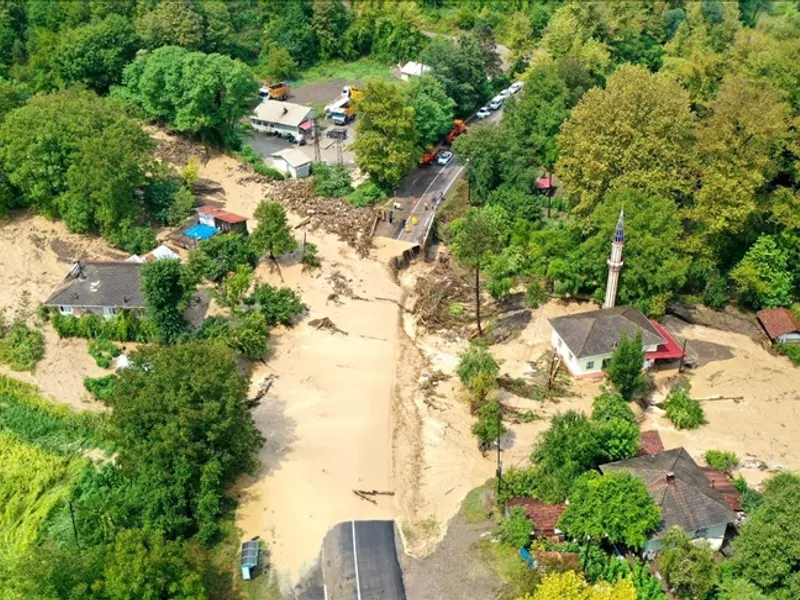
[
  {"x1": 44, "y1": 261, "x2": 145, "y2": 309},
  {"x1": 506, "y1": 498, "x2": 566, "y2": 535},
  {"x1": 757, "y1": 308, "x2": 800, "y2": 340}
]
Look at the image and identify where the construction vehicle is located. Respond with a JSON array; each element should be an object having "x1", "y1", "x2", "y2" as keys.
[
  {"x1": 258, "y1": 82, "x2": 290, "y2": 101},
  {"x1": 446, "y1": 119, "x2": 467, "y2": 144},
  {"x1": 420, "y1": 146, "x2": 439, "y2": 166},
  {"x1": 324, "y1": 85, "x2": 363, "y2": 117},
  {"x1": 330, "y1": 103, "x2": 356, "y2": 126}
]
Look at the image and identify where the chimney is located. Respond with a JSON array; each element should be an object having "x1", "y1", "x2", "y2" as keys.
[{"x1": 666, "y1": 471, "x2": 676, "y2": 483}]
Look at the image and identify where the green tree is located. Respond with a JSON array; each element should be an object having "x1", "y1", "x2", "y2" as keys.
[
  {"x1": 556, "y1": 64, "x2": 695, "y2": 215},
  {"x1": 591, "y1": 390, "x2": 635, "y2": 424},
  {"x1": 251, "y1": 200, "x2": 297, "y2": 260},
  {"x1": 141, "y1": 259, "x2": 194, "y2": 344},
  {"x1": 105, "y1": 342, "x2": 264, "y2": 542},
  {"x1": 716, "y1": 577, "x2": 769, "y2": 600},
  {"x1": 228, "y1": 311, "x2": 270, "y2": 361},
  {"x1": 530, "y1": 410, "x2": 603, "y2": 503},
  {"x1": 247, "y1": 283, "x2": 305, "y2": 327},
  {"x1": 577, "y1": 191, "x2": 689, "y2": 316},
  {"x1": 264, "y1": 1, "x2": 318, "y2": 68},
  {"x1": 117, "y1": 45, "x2": 258, "y2": 146},
  {"x1": 262, "y1": 46, "x2": 297, "y2": 82},
  {"x1": 664, "y1": 386, "x2": 707, "y2": 430},
  {"x1": 692, "y1": 77, "x2": 790, "y2": 255},
  {"x1": 195, "y1": 233, "x2": 257, "y2": 282},
  {"x1": 449, "y1": 205, "x2": 509, "y2": 335},
  {"x1": 213, "y1": 264, "x2": 253, "y2": 312},
  {"x1": 557, "y1": 471, "x2": 661, "y2": 549},
  {"x1": 731, "y1": 472, "x2": 800, "y2": 598},
  {"x1": 421, "y1": 35, "x2": 490, "y2": 116},
  {"x1": 0, "y1": 89, "x2": 154, "y2": 239},
  {"x1": 594, "y1": 418, "x2": 640, "y2": 462},
  {"x1": 605, "y1": 330, "x2": 645, "y2": 401},
  {"x1": 312, "y1": 0, "x2": 350, "y2": 61},
  {"x1": 407, "y1": 74, "x2": 456, "y2": 150},
  {"x1": 51, "y1": 14, "x2": 139, "y2": 93},
  {"x1": 0, "y1": 78, "x2": 28, "y2": 123},
  {"x1": 102, "y1": 529, "x2": 207, "y2": 600},
  {"x1": 471, "y1": 399, "x2": 506, "y2": 451},
  {"x1": 495, "y1": 506, "x2": 531, "y2": 549},
  {"x1": 660, "y1": 526, "x2": 718, "y2": 600},
  {"x1": 135, "y1": 1, "x2": 204, "y2": 50},
  {"x1": 352, "y1": 79, "x2": 418, "y2": 189},
  {"x1": 730, "y1": 235, "x2": 792, "y2": 309}
]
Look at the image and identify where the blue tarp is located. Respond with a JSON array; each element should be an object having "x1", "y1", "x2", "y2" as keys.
[{"x1": 185, "y1": 223, "x2": 217, "y2": 240}]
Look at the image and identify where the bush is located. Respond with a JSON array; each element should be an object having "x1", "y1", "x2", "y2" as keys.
[
  {"x1": 732, "y1": 476, "x2": 764, "y2": 513},
  {"x1": 50, "y1": 312, "x2": 157, "y2": 343},
  {"x1": 494, "y1": 506, "x2": 531, "y2": 549},
  {"x1": 347, "y1": 181, "x2": 386, "y2": 207},
  {"x1": 606, "y1": 330, "x2": 646, "y2": 400},
  {"x1": 238, "y1": 145, "x2": 285, "y2": 180},
  {"x1": 0, "y1": 321, "x2": 45, "y2": 372},
  {"x1": 703, "y1": 270, "x2": 728, "y2": 310},
  {"x1": 83, "y1": 375, "x2": 118, "y2": 401},
  {"x1": 594, "y1": 418, "x2": 640, "y2": 461},
  {"x1": 471, "y1": 399, "x2": 506, "y2": 450},
  {"x1": 312, "y1": 162, "x2": 353, "y2": 198},
  {"x1": 247, "y1": 283, "x2": 305, "y2": 327},
  {"x1": 197, "y1": 233, "x2": 258, "y2": 282},
  {"x1": 777, "y1": 342, "x2": 800, "y2": 366},
  {"x1": 457, "y1": 344, "x2": 500, "y2": 389},
  {"x1": 107, "y1": 223, "x2": 157, "y2": 254},
  {"x1": 591, "y1": 390, "x2": 635, "y2": 423},
  {"x1": 526, "y1": 280, "x2": 548, "y2": 309},
  {"x1": 87, "y1": 337, "x2": 120, "y2": 369},
  {"x1": 664, "y1": 386, "x2": 707, "y2": 429},
  {"x1": 704, "y1": 449, "x2": 739, "y2": 472},
  {"x1": 301, "y1": 242, "x2": 321, "y2": 271},
  {"x1": 498, "y1": 465, "x2": 539, "y2": 505}
]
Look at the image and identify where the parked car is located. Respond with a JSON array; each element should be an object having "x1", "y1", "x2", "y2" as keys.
[
  {"x1": 327, "y1": 128, "x2": 348, "y2": 139},
  {"x1": 436, "y1": 150, "x2": 453, "y2": 166},
  {"x1": 286, "y1": 133, "x2": 306, "y2": 145},
  {"x1": 498, "y1": 88, "x2": 511, "y2": 100},
  {"x1": 489, "y1": 97, "x2": 503, "y2": 111},
  {"x1": 476, "y1": 106, "x2": 491, "y2": 119},
  {"x1": 510, "y1": 81, "x2": 524, "y2": 94}
]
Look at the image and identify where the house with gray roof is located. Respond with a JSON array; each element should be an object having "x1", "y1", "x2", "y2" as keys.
[
  {"x1": 44, "y1": 261, "x2": 146, "y2": 318},
  {"x1": 548, "y1": 306, "x2": 665, "y2": 376},
  {"x1": 250, "y1": 101, "x2": 315, "y2": 139},
  {"x1": 601, "y1": 448, "x2": 737, "y2": 553}
]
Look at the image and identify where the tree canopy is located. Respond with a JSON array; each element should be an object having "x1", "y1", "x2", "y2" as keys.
[{"x1": 251, "y1": 201, "x2": 297, "y2": 260}]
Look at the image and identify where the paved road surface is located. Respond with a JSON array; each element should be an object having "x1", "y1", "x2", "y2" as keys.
[
  {"x1": 374, "y1": 108, "x2": 503, "y2": 244},
  {"x1": 321, "y1": 520, "x2": 407, "y2": 600}
]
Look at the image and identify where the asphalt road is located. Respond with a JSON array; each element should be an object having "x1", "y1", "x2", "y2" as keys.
[
  {"x1": 321, "y1": 520, "x2": 407, "y2": 600},
  {"x1": 374, "y1": 107, "x2": 503, "y2": 244}
]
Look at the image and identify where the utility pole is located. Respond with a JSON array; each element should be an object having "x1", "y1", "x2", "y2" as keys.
[
  {"x1": 67, "y1": 499, "x2": 80, "y2": 548},
  {"x1": 495, "y1": 408, "x2": 503, "y2": 498},
  {"x1": 313, "y1": 117, "x2": 321, "y2": 163}
]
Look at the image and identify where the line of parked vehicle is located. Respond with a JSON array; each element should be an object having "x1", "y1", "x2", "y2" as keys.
[{"x1": 476, "y1": 80, "x2": 524, "y2": 120}]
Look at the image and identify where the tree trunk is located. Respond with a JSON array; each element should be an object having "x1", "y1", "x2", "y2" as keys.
[{"x1": 475, "y1": 265, "x2": 482, "y2": 336}]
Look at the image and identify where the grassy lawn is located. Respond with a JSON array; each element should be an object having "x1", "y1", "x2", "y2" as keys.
[
  {"x1": 477, "y1": 539, "x2": 541, "y2": 600},
  {"x1": 292, "y1": 58, "x2": 395, "y2": 88},
  {"x1": 461, "y1": 481, "x2": 495, "y2": 523}
]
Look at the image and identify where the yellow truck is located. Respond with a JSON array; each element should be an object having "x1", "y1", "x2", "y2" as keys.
[{"x1": 258, "y1": 82, "x2": 290, "y2": 101}]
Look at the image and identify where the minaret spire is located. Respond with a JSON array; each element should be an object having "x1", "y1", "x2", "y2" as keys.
[{"x1": 604, "y1": 208, "x2": 624, "y2": 309}]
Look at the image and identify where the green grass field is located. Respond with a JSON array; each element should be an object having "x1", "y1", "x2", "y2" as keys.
[{"x1": 291, "y1": 58, "x2": 395, "y2": 88}]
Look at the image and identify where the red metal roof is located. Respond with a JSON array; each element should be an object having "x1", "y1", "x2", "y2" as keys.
[
  {"x1": 506, "y1": 498, "x2": 566, "y2": 536},
  {"x1": 645, "y1": 320, "x2": 684, "y2": 361},
  {"x1": 757, "y1": 308, "x2": 800, "y2": 340},
  {"x1": 639, "y1": 430, "x2": 665, "y2": 455},
  {"x1": 535, "y1": 176, "x2": 554, "y2": 189},
  {"x1": 298, "y1": 120, "x2": 313, "y2": 131},
  {"x1": 197, "y1": 206, "x2": 247, "y2": 224},
  {"x1": 702, "y1": 467, "x2": 741, "y2": 511}
]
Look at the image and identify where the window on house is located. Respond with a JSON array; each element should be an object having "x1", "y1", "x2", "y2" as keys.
[
  {"x1": 586, "y1": 361, "x2": 595, "y2": 370},
  {"x1": 59, "y1": 306, "x2": 73, "y2": 315},
  {"x1": 103, "y1": 307, "x2": 119, "y2": 317}
]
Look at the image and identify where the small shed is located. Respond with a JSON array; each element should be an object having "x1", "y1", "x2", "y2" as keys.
[
  {"x1": 272, "y1": 148, "x2": 312, "y2": 179},
  {"x1": 505, "y1": 498, "x2": 567, "y2": 541},
  {"x1": 197, "y1": 206, "x2": 248, "y2": 234},
  {"x1": 241, "y1": 539, "x2": 259, "y2": 580},
  {"x1": 757, "y1": 307, "x2": 800, "y2": 344},
  {"x1": 399, "y1": 61, "x2": 431, "y2": 80}
]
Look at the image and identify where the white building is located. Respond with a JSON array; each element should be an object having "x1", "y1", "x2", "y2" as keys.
[
  {"x1": 271, "y1": 148, "x2": 312, "y2": 179},
  {"x1": 250, "y1": 101, "x2": 315, "y2": 138},
  {"x1": 399, "y1": 61, "x2": 431, "y2": 80},
  {"x1": 549, "y1": 306, "x2": 665, "y2": 376}
]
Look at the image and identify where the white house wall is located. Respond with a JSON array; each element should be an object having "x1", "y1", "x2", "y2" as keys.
[
  {"x1": 550, "y1": 329, "x2": 662, "y2": 376},
  {"x1": 645, "y1": 523, "x2": 727, "y2": 553}
]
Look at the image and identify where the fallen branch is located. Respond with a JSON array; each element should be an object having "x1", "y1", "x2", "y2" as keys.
[
  {"x1": 353, "y1": 490, "x2": 377, "y2": 504},
  {"x1": 355, "y1": 489, "x2": 395, "y2": 496},
  {"x1": 698, "y1": 396, "x2": 744, "y2": 403},
  {"x1": 309, "y1": 317, "x2": 348, "y2": 336}
]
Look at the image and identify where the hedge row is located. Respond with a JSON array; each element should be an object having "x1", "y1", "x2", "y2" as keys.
[{"x1": 49, "y1": 312, "x2": 157, "y2": 343}]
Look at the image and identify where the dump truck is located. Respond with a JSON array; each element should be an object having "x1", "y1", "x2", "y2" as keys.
[
  {"x1": 446, "y1": 119, "x2": 467, "y2": 144},
  {"x1": 325, "y1": 85, "x2": 363, "y2": 117},
  {"x1": 258, "y1": 82, "x2": 290, "y2": 101},
  {"x1": 330, "y1": 103, "x2": 356, "y2": 126}
]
